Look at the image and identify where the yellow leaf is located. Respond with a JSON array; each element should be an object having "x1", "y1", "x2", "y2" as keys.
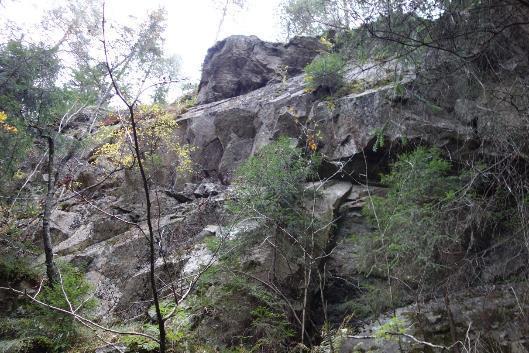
[{"x1": 2, "y1": 124, "x2": 18, "y2": 134}]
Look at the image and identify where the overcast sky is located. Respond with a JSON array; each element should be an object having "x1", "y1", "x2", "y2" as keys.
[{"x1": 3, "y1": 0, "x2": 284, "y2": 81}]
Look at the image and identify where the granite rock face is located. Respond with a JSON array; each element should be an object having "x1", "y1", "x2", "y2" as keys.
[{"x1": 184, "y1": 58, "x2": 484, "y2": 181}]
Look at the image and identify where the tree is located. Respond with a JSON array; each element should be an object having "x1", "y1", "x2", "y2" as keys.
[
  {"x1": 2, "y1": 0, "x2": 181, "y2": 287},
  {"x1": 360, "y1": 148, "x2": 468, "y2": 286},
  {"x1": 283, "y1": 1, "x2": 529, "y2": 346},
  {"x1": 0, "y1": 42, "x2": 59, "y2": 188},
  {"x1": 212, "y1": 0, "x2": 247, "y2": 42},
  {"x1": 99, "y1": 4, "x2": 182, "y2": 352},
  {"x1": 40, "y1": 0, "x2": 180, "y2": 129},
  {"x1": 229, "y1": 138, "x2": 329, "y2": 345},
  {"x1": 281, "y1": 0, "x2": 351, "y2": 37},
  {"x1": 1, "y1": 1, "x2": 197, "y2": 351},
  {"x1": 281, "y1": 0, "x2": 529, "y2": 63},
  {"x1": 0, "y1": 41, "x2": 68, "y2": 284}
]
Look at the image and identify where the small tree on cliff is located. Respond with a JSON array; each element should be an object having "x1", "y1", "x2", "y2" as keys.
[
  {"x1": 229, "y1": 137, "x2": 329, "y2": 345},
  {"x1": 0, "y1": 40, "x2": 100, "y2": 285},
  {"x1": 100, "y1": 4, "x2": 182, "y2": 352}
]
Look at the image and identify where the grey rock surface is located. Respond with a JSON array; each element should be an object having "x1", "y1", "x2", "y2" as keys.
[
  {"x1": 184, "y1": 57, "x2": 499, "y2": 181},
  {"x1": 339, "y1": 284, "x2": 529, "y2": 353},
  {"x1": 197, "y1": 35, "x2": 324, "y2": 104},
  {"x1": 18, "y1": 34, "x2": 528, "y2": 348}
]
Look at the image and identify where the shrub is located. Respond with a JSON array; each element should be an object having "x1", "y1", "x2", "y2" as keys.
[
  {"x1": 121, "y1": 323, "x2": 160, "y2": 352},
  {"x1": 346, "y1": 280, "x2": 409, "y2": 319},
  {"x1": 356, "y1": 147, "x2": 469, "y2": 288},
  {"x1": 250, "y1": 306, "x2": 295, "y2": 352},
  {"x1": 229, "y1": 137, "x2": 319, "y2": 238},
  {"x1": 221, "y1": 138, "x2": 324, "y2": 350},
  {"x1": 92, "y1": 104, "x2": 194, "y2": 174},
  {"x1": 0, "y1": 255, "x2": 38, "y2": 283},
  {"x1": 1, "y1": 263, "x2": 96, "y2": 353},
  {"x1": 188, "y1": 268, "x2": 294, "y2": 352},
  {"x1": 374, "y1": 315, "x2": 407, "y2": 341},
  {"x1": 304, "y1": 53, "x2": 346, "y2": 92}
]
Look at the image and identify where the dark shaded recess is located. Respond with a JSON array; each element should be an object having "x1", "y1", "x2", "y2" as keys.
[
  {"x1": 316, "y1": 137, "x2": 420, "y2": 183},
  {"x1": 196, "y1": 138, "x2": 224, "y2": 181}
]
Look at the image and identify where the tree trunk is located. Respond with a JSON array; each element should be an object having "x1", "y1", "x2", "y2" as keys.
[
  {"x1": 101, "y1": 8, "x2": 166, "y2": 350},
  {"x1": 127, "y1": 106, "x2": 166, "y2": 353},
  {"x1": 42, "y1": 136, "x2": 58, "y2": 285},
  {"x1": 215, "y1": 0, "x2": 230, "y2": 42},
  {"x1": 342, "y1": 0, "x2": 350, "y2": 28},
  {"x1": 444, "y1": 289, "x2": 460, "y2": 353}
]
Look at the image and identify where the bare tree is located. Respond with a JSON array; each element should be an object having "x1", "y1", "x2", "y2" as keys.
[
  {"x1": 212, "y1": 0, "x2": 247, "y2": 42},
  {"x1": 99, "y1": 4, "x2": 181, "y2": 351}
]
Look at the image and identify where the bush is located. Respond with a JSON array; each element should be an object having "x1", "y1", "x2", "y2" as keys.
[
  {"x1": 0, "y1": 255, "x2": 38, "y2": 283},
  {"x1": 187, "y1": 267, "x2": 294, "y2": 352},
  {"x1": 229, "y1": 137, "x2": 319, "y2": 238},
  {"x1": 1, "y1": 263, "x2": 96, "y2": 352},
  {"x1": 92, "y1": 104, "x2": 194, "y2": 175},
  {"x1": 250, "y1": 306, "x2": 295, "y2": 352},
  {"x1": 356, "y1": 147, "x2": 470, "y2": 288},
  {"x1": 219, "y1": 138, "x2": 323, "y2": 350},
  {"x1": 304, "y1": 53, "x2": 346, "y2": 92}
]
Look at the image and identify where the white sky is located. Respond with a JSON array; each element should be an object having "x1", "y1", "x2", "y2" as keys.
[{"x1": 2, "y1": 0, "x2": 284, "y2": 81}]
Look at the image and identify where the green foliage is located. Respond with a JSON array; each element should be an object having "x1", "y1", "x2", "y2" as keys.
[
  {"x1": 188, "y1": 267, "x2": 294, "y2": 352},
  {"x1": 250, "y1": 306, "x2": 295, "y2": 352},
  {"x1": 121, "y1": 323, "x2": 160, "y2": 352},
  {"x1": 316, "y1": 322, "x2": 348, "y2": 353},
  {"x1": 0, "y1": 41, "x2": 60, "y2": 191},
  {"x1": 1, "y1": 263, "x2": 96, "y2": 353},
  {"x1": 374, "y1": 315, "x2": 406, "y2": 341},
  {"x1": 394, "y1": 81, "x2": 406, "y2": 97},
  {"x1": 356, "y1": 147, "x2": 467, "y2": 286},
  {"x1": 179, "y1": 93, "x2": 198, "y2": 112},
  {"x1": 345, "y1": 280, "x2": 408, "y2": 319},
  {"x1": 304, "y1": 53, "x2": 346, "y2": 92},
  {"x1": 0, "y1": 256, "x2": 38, "y2": 283},
  {"x1": 0, "y1": 335, "x2": 56, "y2": 353},
  {"x1": 276, "y1": 1, "x2": 350, "y2": 38},
  {"x1": 371, "y1": 126, "x2": 386, "y2": 152},
  {"x1": 0, "y1": 39, "x2": 103, "y2": 197},
  {"x1": 145, "y1": 300, "x2": 193, "y2": 351},
  {"x1": 203, "y1": 235, "x2": 222, "y2": 253},
  {"x1": 92, "y1": 104, "x2": 194, "y2": 174},
  {"x1": 222, "y1": 138, "x2": 325, "y2": 350},
  {"x1": 229, "y1": 137, "x2": 319, "y2": 235},
  {"x1": 281, "y1": 0, "x2": 325, "y2": 36}
]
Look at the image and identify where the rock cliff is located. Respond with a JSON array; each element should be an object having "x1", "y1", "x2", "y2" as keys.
[{"x1": 6, "y1": 32, "x2": 529, "y2": 352}]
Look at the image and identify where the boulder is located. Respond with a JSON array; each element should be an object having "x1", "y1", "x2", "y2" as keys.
[
  {"x1": 181, "y1": 244, "x2": 215, "y2": 277},
  {"x1": 49, "y1": 209, "x2": 81, "y2": 242},
  {"x1": 193, "y1": 182, "x2": 225, "y2": 198},
  {"x1": 196, "y1": 224, "x2": 222, "y2": 241},
  {"x1": 339, "y1": 284, "x2": 529, "y2": 353},
  {"x1": 304, "y1": 180, "x2": 353, "y2": 223},
  {"x1": 166, "y1": 183, "x2": 197, "y2": 202},
  {"x1": 197, "y1": 35, "x2": 324, "y2": 104}
]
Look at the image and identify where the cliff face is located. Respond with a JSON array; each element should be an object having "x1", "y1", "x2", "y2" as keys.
[
  {"x1": 176, "y1": 35, "x2": 528, "y2": 352},
  {"x1": 7, "y1": 32, "x2": 529, "y2": 352},
  {"x1": 185, "y1": 41, "x2": 527, "y2": 182}
]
